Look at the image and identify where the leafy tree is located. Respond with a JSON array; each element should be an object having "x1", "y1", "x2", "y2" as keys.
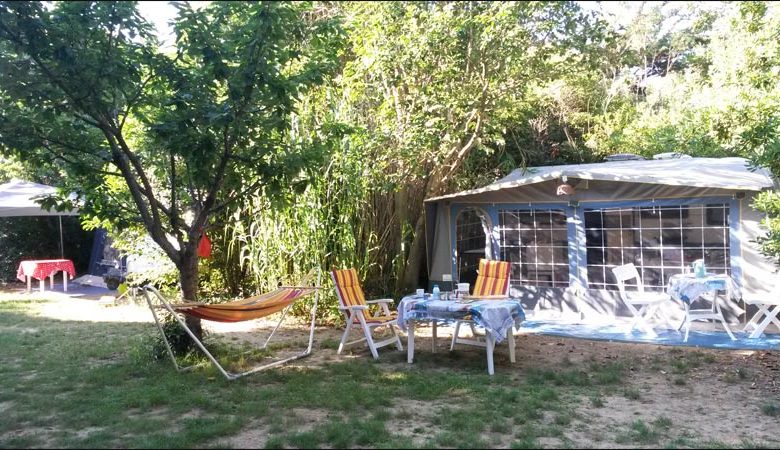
[
  {"x1": 329, "y1": 1, "x2": 593, "y2": 290},
  {"x1": 0, "y1": 1, "x2": 343, "y2": 335}
]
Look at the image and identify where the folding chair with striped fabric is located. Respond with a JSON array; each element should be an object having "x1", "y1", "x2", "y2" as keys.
[
  {"x1": 451, "y1": 258, "x2": 511, "y2": 350},
  {"x1": 331, "y1": 268, "x2": 403, "y2": 359}
]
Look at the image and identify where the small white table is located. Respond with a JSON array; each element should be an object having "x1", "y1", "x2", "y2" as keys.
[
  {"x1": 667, "y1": 273, "x2": 739, "y2": 341},
  {"x1": 397, "y1": 295, "x2": 525, "y2": 375}
]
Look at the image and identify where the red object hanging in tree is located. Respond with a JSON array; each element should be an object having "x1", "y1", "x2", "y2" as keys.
[{"x1": 198, "y1": 233, "x2": 212, "y2": 259}]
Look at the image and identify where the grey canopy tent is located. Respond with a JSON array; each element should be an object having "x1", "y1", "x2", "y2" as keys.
[{"x1": 0, "y1": 179, "x2": 79, "y2": 258}]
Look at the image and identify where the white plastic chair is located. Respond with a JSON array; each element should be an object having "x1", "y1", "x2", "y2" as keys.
[
  {"x1": 331, "y1": 268, "x2": 403, "y2": 359},
  {"x1": 743, "y1": 276, "x2": 780, "y2": 339},
  {"x1": 611, "y1": 263, "x2": 670, "y2": 337},
  {"x1": 450, "y1": 259, "x2": 512, "y2": 351}
]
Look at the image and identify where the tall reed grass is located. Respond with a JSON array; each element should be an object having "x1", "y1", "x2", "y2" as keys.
[{"x1": 208, "y1": 143, "x2": 412, "y2": 324}]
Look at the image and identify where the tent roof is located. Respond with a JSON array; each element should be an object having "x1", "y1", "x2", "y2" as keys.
[
  {"x1": 0, "y1": 179, "x2": 79, "y2": 217},
  {"x1": 425, "y1": 157, "x2": 776, "y2": 202}
]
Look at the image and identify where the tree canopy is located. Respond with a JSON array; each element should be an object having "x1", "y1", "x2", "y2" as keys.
[{"x1": 0, "y1": 1, "x2": 344, "y2": 304}]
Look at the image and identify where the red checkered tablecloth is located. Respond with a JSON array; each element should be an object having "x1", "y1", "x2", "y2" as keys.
[{"x1": 17, "y1": 259, "x2": 76, "y2": 282}]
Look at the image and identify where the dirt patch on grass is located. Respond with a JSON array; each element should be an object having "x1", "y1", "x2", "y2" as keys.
[
  {"x1": 224, "y1": 408, "x2": 332, "y2": 448},
  {"x1": 228, "y1": 323, "x2": 780, "y2": 447}
]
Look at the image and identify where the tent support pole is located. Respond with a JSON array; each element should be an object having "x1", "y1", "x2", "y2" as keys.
[{"x1": 59, "y1": 216, "x2": 64, "y2": 259}]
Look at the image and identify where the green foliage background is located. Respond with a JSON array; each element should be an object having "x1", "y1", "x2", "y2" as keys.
[{"x1": 2, "y1": 2, "x2": 779, "y2": 322}]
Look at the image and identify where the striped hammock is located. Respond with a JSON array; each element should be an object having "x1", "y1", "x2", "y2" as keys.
[{"x1": 171, "y1": 286, "x2": 318, "y2": 323}]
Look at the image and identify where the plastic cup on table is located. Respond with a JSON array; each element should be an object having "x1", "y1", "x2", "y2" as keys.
[{"x1": 416, "y1": 288, "x2": 424, "y2": 298}]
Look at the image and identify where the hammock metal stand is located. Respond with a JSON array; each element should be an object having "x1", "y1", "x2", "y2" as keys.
[{"x1": 142, "y1": 272, "x2": 320, "y2": 381}]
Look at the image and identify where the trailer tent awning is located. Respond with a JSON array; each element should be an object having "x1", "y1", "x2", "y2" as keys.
[{"x1": 425, "y1": 157, "x2": 776, "y2": 203}]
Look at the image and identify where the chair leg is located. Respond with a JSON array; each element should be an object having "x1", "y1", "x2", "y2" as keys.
[
  {"x1": 640, "y1": 303, "x2": 660, "y2": 336},
  {"x1": 390, "y1": 323, "x2": 404, "y2": 351},
  {"x1": 627, "y1": 304, "x2": 642, "y2": 330},
  {"x1": 749, "y1": 305, "x2": 780, "y2": 339},
  {"x1": 338, "y1": 319, "x2": 353, "y2": 355},
  {"x1": 743, "y1": 305, "x2": 767, "y2": 332},
  {"x1": 358, "y1": 317, "x2": 380, "y2": 360},
  {"x1": 407, "y1": 321, "x2": 415, "y2": 364},
  {"x1": 721, "y1": 319, "x2": 736, "y2": 340}
]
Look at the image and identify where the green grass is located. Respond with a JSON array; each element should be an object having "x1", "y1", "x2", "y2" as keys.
[
  {"x1": 5, "y1": 300, "x2": 775, "y2": 449},
  {"x1": 761, "y1": 402, "x2": 780, "y2": 417},
  {"x1": 0, "y1": 300, "x2": 636, "y2": 449},
  {"x1": 615, "y1": 419, "x2": 659, "y2": 445},
  {"x1": 622, "y1": 388, "x2": 641, "y2": 400}
]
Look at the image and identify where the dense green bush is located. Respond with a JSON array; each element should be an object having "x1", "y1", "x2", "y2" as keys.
[{"x1": 150, "y1": 313, "x2": 200, "y2": 360}]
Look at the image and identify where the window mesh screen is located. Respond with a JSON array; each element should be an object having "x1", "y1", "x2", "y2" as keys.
[
  {"x1": 498, "y1": 209, "x2": 569, "y2": 288},
  {"x1": 456, "y1": 209, "x2": 488, "y2": 286},
  {"x1": 585, "y1": 204, "x2": 730, "y2": 291}
]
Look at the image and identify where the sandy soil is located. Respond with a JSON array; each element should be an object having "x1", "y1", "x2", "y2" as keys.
[{"x1": 4, "y1": 291, "x2": 780, "y2": 448}]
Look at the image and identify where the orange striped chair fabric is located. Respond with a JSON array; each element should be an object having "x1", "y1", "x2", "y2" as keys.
[
  {"x1": 331, "y1": 268, "x2": 367, "y2": 307},
  {"x1": 472, "y1": 259, "x2": 511, "y2": 297},
  {"x1": 331, "y1": 268, "x2": 396, "y2": 323}
]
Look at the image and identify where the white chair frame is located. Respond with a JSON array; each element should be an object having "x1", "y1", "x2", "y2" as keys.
[
  {"x1": 742, "y1": 277, "x2": 780, "y2": 339},
  {"x1": 331, "y1": 272, "x2": 403, "y2": 359},
  {"x1": 612, "y1": 263, "x2": 671, "y2": 337}
]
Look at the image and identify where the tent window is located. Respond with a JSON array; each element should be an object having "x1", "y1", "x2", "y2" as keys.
[
  {"x1": 498, "y1": 209, "x2": 569, "y2": 288},
  {"x1": 455, "y1": 208, "x2": 490, "y2": 287},
  {"x1": 585, "y1": 204, "x2": 731, "y2": 291}
]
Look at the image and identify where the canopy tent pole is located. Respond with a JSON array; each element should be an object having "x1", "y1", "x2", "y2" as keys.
[{"x1": 59, "y1": 216, "x2": 64, "y2": 259}]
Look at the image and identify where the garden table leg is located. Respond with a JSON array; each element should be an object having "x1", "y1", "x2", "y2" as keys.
[
  {"x1": 39, "y1": 279, "x2": 45, "y2": 293},
  {"x1": 507, "y1": 328, "x2": 516, "y2": 363},
  {"x1": 50, "y1": 274, "x2": 55, "y2": 289},
  {"x1": 26, "y1": 276, "x2": 31, "y2": 293},
  {"x1": 431, "y1": 320, "x2": 437, "y2": 353},
  {"x1": 407, "y1": 321, "x2": 415, "y2": 364},
  {"x1": 63, "y1": 271, "x2": 68, "y2": 292},
  {"x1": 486, "y1": 333, "x2": 495, "y2": 375}
]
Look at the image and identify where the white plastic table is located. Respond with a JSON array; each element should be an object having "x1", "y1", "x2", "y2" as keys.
[{"x1": 397, "y1": 295, "x2": 525, "y2": 375}]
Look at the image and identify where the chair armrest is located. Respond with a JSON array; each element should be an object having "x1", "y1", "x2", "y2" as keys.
[
  {"x1": 366, "y1": 298, "x2": 394, "y2": 305},
  {"x1": 338, "y1": 305, "x2": 368, "y2": 311}
]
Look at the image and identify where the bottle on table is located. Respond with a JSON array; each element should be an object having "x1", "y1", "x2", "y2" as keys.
[{"x1": 432, "y1": 284, "x2": 440, "y2": 300}]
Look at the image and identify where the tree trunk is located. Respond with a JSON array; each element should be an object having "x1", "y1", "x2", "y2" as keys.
[
  {"x1": 179, "y1": 247, "x2": 203, "y2": 340},
  {"x1": 394, "y1": 189, "x2": 409, "y2": 293},
  {"x1": 402, "y1": 214, "x2": 427, "y2": 292}
]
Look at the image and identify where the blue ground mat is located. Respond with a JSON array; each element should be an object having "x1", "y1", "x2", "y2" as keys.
[{"x1": 519, "y1": 320, "x2": 780, "y2": 350}]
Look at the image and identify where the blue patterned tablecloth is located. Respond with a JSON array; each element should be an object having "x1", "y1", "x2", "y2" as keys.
[
  {"x1": 667, "y1": 273, "x2": 740, "y2": 304},
  {"x1": 397, "y1": 295, "x2": 525, "y2": 343}
]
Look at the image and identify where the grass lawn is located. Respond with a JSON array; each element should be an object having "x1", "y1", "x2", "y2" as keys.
[{"x1": 0, "y1": 299, "x2": 778, "y2": 448}]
